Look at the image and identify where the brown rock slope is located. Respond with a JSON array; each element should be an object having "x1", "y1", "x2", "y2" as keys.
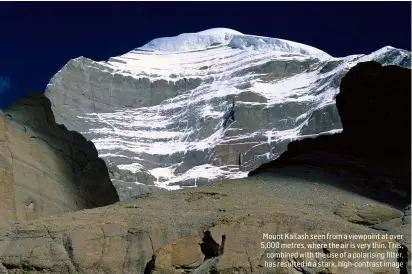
[
  {"x1": 0, "y1": 62, "x2": 410, "y2": 274},
  {"x1": 0, "y1": 93, "x2": 119, "y2": 226},
  {"x1": 0, "y1": 172, "x2": 409, "y2": 274}
]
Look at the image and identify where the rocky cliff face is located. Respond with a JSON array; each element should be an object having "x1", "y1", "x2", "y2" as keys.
[
  {"x1": 0, "y1": 92, "x2": 119, "y2": 226},
  {"x1": 0, "y1": 62, "x2": 409, "y2": 274},
  {"x1": 44, "y1": 28, "x2": 411, "y2": 198}
]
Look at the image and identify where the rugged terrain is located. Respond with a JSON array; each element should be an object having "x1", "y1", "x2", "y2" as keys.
[
  {"x1": 44, "y1": 28, "x2": 411, "y2": 199},
  {"x1": 0, "y1": 61, "x2": 409, "y2": 274},
  {"x1": 0, "y1": 93, "x2": 119, "y2": 226},
  {"x1": 0, "y1": 170, "x2": 409, "y2": 274}
]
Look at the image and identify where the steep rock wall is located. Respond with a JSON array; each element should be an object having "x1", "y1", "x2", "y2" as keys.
[{"x1": 0, "y1": 93, "x2": 119, "y2": 225}]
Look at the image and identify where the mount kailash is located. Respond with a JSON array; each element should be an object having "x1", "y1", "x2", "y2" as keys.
[{"x1": 44, "y1": 28, "x2": 411, "y2": 199}]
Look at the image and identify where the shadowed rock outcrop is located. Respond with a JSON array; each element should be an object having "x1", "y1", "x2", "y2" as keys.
[
  {"x1": 0, "y1": 92, "x2": 119, "y2": 225},
  {"x1": 336, "y1": 61, "x2": 411, "y2": 159},
  {"x1": 249, "y1": 61, "x2": 411, "y2": 207}
]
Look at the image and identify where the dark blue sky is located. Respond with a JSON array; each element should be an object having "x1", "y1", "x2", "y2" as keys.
[{"x1": 0, "y1": 1, "x2": 411, "y2": 108}]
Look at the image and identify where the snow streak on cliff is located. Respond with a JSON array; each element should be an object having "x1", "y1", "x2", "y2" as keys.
[{"x1": 45, "y1": 28, "x2": 411, "y2": 194}]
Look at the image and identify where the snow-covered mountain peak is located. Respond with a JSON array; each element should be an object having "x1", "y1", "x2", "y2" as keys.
[
  {"x1": 138, "y1": 28, "x2": 240, "y2": 53},
  {"x1": 45, "y1": 28, "x2": 411, "y2": 198},
  {"x1": 137, "y1": 27, "x2": 331, "y2": 59},
  {"x1": 196, "y1": 28, "x2": 244, "y2": 36}
]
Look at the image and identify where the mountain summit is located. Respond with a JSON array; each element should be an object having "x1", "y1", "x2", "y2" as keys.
[
  {"x1": 45, "y1": 29, "x2": 411, "y2": 199},
  {"x1": 137, "y1": 28, "x2": 330, "y2": 59}
]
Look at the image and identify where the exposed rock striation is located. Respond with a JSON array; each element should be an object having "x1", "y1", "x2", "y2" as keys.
[
  {"x1": 107, "y1": 164, "x2": 166, "y2": 201},
  {"x1": 0, "y1": 92, "x2": 119, "y2": 225},
  {"x1": 44, "y1": 29, "x2": 412, "y2": 194}
]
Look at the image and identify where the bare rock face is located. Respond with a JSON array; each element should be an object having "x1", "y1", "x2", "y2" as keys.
[
  {"x1": 107, "y1": 164, "x2": 166, "y2": 200},
  {"x1": 0, "y1": 92, "x2": 119, "y2": 226}
]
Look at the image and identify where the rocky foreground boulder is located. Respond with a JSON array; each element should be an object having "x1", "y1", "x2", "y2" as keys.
[
  {"x1": 0, "y1": 62, "x2": 410, "y2": 274},
  {"x1": 0, "y1": 93, "x2": 119, "y2": 226}
]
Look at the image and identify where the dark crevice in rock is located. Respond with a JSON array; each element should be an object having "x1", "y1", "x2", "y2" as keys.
[
  {"x1": 99, "y1": 228, "x2": 107, "y2": 264},
  {"x1": 148, "y1": 235, "x2": 155, "y2": 254},
  {"x1": 43, "y1": 225, "x2": 54, "y2": 240},
  {"x1": 122, "y1": 228, "x2": 144, "y2": 274},
  {"x1": 122, "y1": 235, "x2": 132, "y2": 274},
  {"x1": 2, "y1": 262, "x2": 47, "y2": 272},
  {"x1": 143, "y1": 255, "x2": 156, "y2": 274},
  {"x1": 348, "y1": 220, "x2": 376, "y2": 227},
  {"x1": 245, "y1": 248, "x2": 254, "y2": 273},
  {"x1": 176, "y1": 263, "x2": 198, "y2": 270},
  {"x1": 62, "y1": 234, "x2": 76, "y2": 270}
]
